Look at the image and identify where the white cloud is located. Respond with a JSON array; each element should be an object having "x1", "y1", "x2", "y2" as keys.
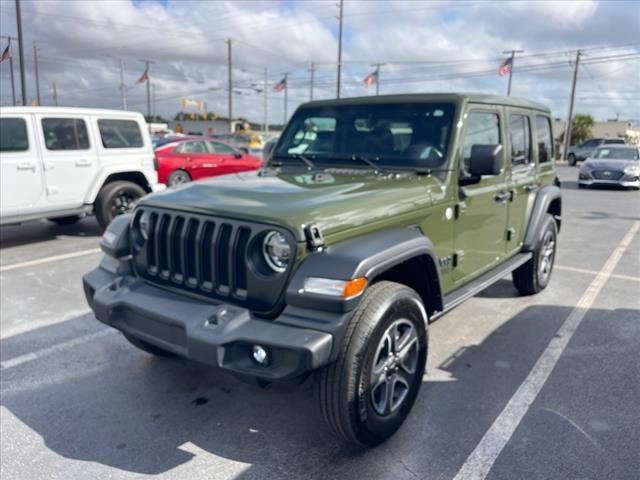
[{"x1": 0, "y1": 0, "x2": 638, "y2": 124}]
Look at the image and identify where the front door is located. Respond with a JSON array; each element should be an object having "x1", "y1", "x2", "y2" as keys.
[
  {"x1": 453, "y1": 108, "x2": 509, "y2": 284},
  {"x1": 37, "y1": 115, "x2": 98, "y2": 207},
  {"x1": 0, "y1": 115, "x2": 44, "y2": 213}
]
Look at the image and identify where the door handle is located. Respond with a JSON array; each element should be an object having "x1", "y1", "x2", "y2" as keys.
[
  {"x1": 75, "y1": 159, "x2": 92, "y2": 167},
  {"x1": 16, "y1": 162, "x2": 36, "y2": 171},
  {"x1": 494, "y1": 191, "x2": 513, "y2": 203}
]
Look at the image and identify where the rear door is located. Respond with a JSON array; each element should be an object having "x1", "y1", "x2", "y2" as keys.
[
  {"x1": 37, "y1": 114, "x2": 98, "y2": 207},
  {"x1": 0, "y1": 115, "x2": 44, "y2": 214},
  {"x1": 453, "y1": 107, "x2": 509, "y2": 284},
  {"x1": 505, "y1": 109, "x2": 537, "y2": 256}
]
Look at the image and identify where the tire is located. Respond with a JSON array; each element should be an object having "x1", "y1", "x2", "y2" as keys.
[
  {"x1": 49, "y1": 215, "x2": 81, "y2": 225},
  {"x1": 578, "y1": 183, "x2": 586, "y2": 189},
  {"x1": 512, "y1": 214, "x2": 558, "y2": 295},
  {"x1": 167, "y1": 170, "x2": 191, "y2": 187},
  {"x1": 568, "y1": 154, "x2": 577, "y2": 166},
  {"x1": 316, "y1": 281, "x2": 428, "y2": 446},
  {"x1": 94, "y1": 181, "x2": 146, "y2": 230},
  {"x1": 122, "y1": 333, "x2": 177, "y2": 358}
]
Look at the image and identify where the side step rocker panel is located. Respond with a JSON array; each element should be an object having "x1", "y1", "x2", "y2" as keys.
[{"x1": 433, "y1": 252, "x2": 533, "y2": 321}]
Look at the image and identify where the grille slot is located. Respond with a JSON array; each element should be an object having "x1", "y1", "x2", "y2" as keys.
[{"x1": 592, "y1": 170, "x2": 623, "y2": 180}]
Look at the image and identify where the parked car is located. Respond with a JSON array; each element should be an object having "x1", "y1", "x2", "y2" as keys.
[
  {"x1": 155, "y1": 138, "x2": 262, "y2": 186},
  {"x1": 0, "y1": 107, "x2": 163, "y2": 229},
  {"x1": 151, "y1": 135, "x2": 194, "y2": 149},
  {"x1": 83, "y1": 93, "x2": 560, "y2": 446},
  {"x1": 578, "y1": 144, "x2": 640, "y2": 190},
  {"x1": 567, "y1": 137, "x2": 625, "y2": 165}
]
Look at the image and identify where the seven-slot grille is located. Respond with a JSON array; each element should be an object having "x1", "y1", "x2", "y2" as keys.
[{"x1": 140, "y1": 210, "x2": 252, "y2": 299}]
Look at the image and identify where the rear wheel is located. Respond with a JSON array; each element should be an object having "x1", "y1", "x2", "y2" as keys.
[
  {"x1": 568, "y1": 154, "x2": 577, "y2": 166},
  {"x1": 167, "y1": 169, "x2": 191, "y2": 187},
  {"x1": 49, "y1": 215, "x2": 81, "y2": 225},
  {"x1": 512, "y1": 214, "x2": 557, "y2": 295},
  {"x1": 94, "y1": 181, "x2": 146, "y2": 230},
  {"x1": 316, "y1": 281, "x2": 428, "y2": 446},
  {"x1": 122, "y1": 333, "x2": 177, "y2": 358}
]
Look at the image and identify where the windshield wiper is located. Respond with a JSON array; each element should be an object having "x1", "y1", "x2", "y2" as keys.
[
  {"x1": 348, "y1": 154, "x2": 387, "y2": 175},
  {"x1": 273, "y1": 154, "x2": 315, "y2": 170}
]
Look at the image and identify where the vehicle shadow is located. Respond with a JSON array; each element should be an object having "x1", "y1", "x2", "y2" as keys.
[
  {"x1": 0, "y1": 217, "x2": 102, "y2": 249},
  {"x1": 1, "y1": 305, "x2": 631, "y2": 479}
]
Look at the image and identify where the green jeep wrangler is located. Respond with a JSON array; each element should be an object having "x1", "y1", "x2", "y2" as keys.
[{"x1": 83, "y1": 93, "x2": 561, "y2": 446}]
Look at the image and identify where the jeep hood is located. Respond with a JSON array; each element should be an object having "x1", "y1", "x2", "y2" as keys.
[{"x1": 140, "y1": 170, "x2": 435, "y2": 241}]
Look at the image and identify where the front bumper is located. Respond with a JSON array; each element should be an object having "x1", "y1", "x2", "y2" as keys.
[
  {"x1": 578, "y1": 178, "x2": 640, "y2": 188},
  {"x1": 83, "y1": 260, "x2": 338, "y2": 382}
]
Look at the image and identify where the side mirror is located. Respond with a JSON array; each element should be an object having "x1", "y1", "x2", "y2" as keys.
[
  {"x1": 460, "y1": 144, "x2": 504, "y2": 186},
  {"x1": 234, "y1": 152, "x2": 242, "y2": 159},
  {"x1": 470, "y1": 144, "x2": 504, "y2": 176}
]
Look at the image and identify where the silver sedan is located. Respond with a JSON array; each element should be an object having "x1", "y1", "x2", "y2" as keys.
[{"x1": 578, "y1": 145, "x2": 640, "y2": 190}]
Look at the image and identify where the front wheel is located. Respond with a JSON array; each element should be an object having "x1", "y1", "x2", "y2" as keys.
[
  {"x1": 316, "y1": 281, "x2": 428, "y2": 446},
  {"x1": 94, "y1": 181, "x2": 146, "y2": 230},
  {"x1": 568, "y1": 154, "x2": 577, "y2": 166},
  {"x1": 512, "y1": 214, "x2": 558, "y2": 295}
]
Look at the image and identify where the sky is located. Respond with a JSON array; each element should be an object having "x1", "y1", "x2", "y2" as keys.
[{"x1": 0, "y1": 0, "x2": 638, "y2": 126}]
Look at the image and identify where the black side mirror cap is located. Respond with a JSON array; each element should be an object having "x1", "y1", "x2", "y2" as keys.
[
  {"x1": 234, "y1": 152, "x2": 242, "y2": 158},
  {"x1": 469, "y1": 144, "x2": 504, "y2": 177}
]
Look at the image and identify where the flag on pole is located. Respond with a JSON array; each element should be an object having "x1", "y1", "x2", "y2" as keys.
[
  {"x1": 273, "y1": 76, "x2": 286, "y2": 92},
  {"x1": 498, "y1": 57, "x2": 513, "y2": 77},
  {"x1": 0, "y1": 44, "x2": 11, "y2": 63},
  {"x1": 363, "y1": 68, "x2": 379, "y2": 87},
  {"x1": 136, "y1": 65, "x2": 149, "y2": 84}
]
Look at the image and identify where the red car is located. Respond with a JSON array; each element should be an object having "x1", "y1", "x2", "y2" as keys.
[{"x1": 156, "y1": 139, "x2": 263, "y2": 186}]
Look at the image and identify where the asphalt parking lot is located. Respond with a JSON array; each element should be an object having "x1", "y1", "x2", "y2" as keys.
[{"x1": 1, "y1": 165, "x2": 638, "y2": 480}]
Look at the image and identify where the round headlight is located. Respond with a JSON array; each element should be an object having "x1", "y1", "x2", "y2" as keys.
[
  {"x1": 263, "y1": 231, "x2": 291, "y2": 273},
  {"x1": 139, "y1": 211, "x2": 151, "y2": 241}
]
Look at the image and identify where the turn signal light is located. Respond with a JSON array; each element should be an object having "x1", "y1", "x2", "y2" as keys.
[{"x1": 342, "y1": 277, "x2": 368, "y2": 299}]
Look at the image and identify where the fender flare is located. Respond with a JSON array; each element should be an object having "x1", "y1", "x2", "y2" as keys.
[
  {"x1": 523, "y1": 185, "x2": 562, "y2": 251},
  {"x1": 286, "y1": 228, "x2": 443, "y2": 314},
  {"x1": 84, "y1": 168, "x2": 156, "y2": 205}
]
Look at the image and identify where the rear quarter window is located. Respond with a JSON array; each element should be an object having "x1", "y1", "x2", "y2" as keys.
[
  {"x1": 0, "y1": 118, "x2": 29, "y2": 152},
  {"x1": 98, "y1": 119, "x2": 144, "y2": 148}
]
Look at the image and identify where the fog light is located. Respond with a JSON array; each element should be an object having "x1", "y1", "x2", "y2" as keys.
[{"x1": 252, "y1": 345, "x2": 270, "y2": 365}]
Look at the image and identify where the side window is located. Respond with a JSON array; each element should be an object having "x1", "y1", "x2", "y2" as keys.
[
  {"x1": 0, "y1": 118, "x2": 29, "y2": 152},
  {"x1": 604, "y1": 138, "x2": 625, "y2": 145},
  {"x1": 209, "y1": 142, "x2": 236, "y2": 154},
  {"x1": 98, "y1": 119, "x2": 143, "y2": 148},
  {"x1": 182, "y1": 141, "x2": 208, "y2": 154},
  {"x1": 461, "y1": 111, "x2": 500, "y2": 171},
  {"x1": 42, "y1": 118, "x2": 90, "y2": 150},
  {"x1": 535, "y1": 116, "x2": 553, "y2": 163},
  {"x1": 509, "y1": 114, "x2": 531, "y2": 166}
]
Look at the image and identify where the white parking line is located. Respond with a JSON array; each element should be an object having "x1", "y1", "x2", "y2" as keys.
[
  {"x1": 453, "y1": 221, "x2": 640, "y2": 480},
  {"x1": 0, "y1": 248, "x2": 102, "y2": 272},
  {"x1": 555, "y1": 264, "x2": 640, "y2": 283},
  {"x1": 0, "y1": 329, "x2": 115, "y2": 370}
]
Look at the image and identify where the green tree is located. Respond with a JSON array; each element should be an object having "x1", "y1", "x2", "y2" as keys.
[{"x1": 569, "y1": 114, "x2": 594, "y2": 145}]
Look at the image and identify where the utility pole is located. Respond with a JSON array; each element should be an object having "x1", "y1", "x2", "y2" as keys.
[
  {"x1": 336, "y1": 0, "x2": 344, "y2": 98},
  {"x1": 52, "y1": 82, "x2": 58, "y2": 106},
  {"x1": 564, "y1": 50, "x2": 582, "y2": 161},
  {"x1": 502, "y1": 49, "x2": 524, "y2": 96},
  {"x1": 374, "y1": 63, "x2": 382, "y2": 96},
  {"x1": 151, "y1": 82, "x2": 155, "y2": 120},
  {"x1": 227, "y1": 38, "x2": 233, "y2": 133},
  {"x1": 309, "y1": 62, "x2": 315, "y2": 101},
  {"x1": 119, "y1": 58, "x2": 127, "y2": 110},
  {"x1": 15, "y1": 0, "x2": 26, "y2": 105},
  {"x1": 0, "y1": 35, "x2": 17, "y2": 105},
  {"x1": 264, "y1": 67, "x2": 269, "y2": 135},
  {"x1": 33, "y1": 40, "x2": 40, "y2": 105},
  {"x1": 139, "y1": 59, "x2": 154, "y2": 119}
]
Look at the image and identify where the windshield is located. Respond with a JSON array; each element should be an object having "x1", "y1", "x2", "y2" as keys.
[
  {"x1": 593, "y1": 147, "x2": 639, "y2": 160},
  {"x1": 273, "y1": 102, "x2": 455, "y2": 169}
]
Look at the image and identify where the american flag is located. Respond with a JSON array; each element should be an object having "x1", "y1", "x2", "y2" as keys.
[
  {"x1": 273, "y1": 76, "x2": 287, "y2": 92},
  {"x1": 136, "y1": 66, "x2": 149, "y2": 84},
  {"x1": 0, "y1": 44, "x2": 11, "y2": 63},
  {"x1": 498, "y1": 57, "x2": 513, "y2": 77},
  {"x1": 363, "y1": 69, "x2": 379, "y2": 87}
]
